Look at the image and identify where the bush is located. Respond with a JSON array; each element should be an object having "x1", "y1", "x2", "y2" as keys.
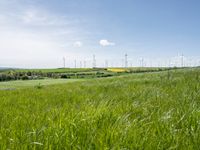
[
  {"x1": 21, "y1": 75, "x2": 29, "y2": 80},
  {"x1": 0, "y1": 74, "x2": 15, "y2": 81},
  {"x1": 61, "y1": 74, "x2": 69, "y2": 79},
  {"x1": 27, "y1": 71, "x2": 32, "y2": 76}
]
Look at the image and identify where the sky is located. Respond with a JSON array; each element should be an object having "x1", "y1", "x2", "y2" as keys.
[{"x1": 0, "y1": 0, "x2": 200, "y2": 68}]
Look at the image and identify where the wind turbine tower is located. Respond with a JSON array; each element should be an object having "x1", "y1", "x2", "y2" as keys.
[
  {"x1": 84, "y1": 60, "x2": 86, "y2": 68},
  {"x1": 63, "y1": 57, "x2": 66, "y2": 68},
  {"x1": 93, "y1": 55, "x2": 96, "y2": 68},
  {"x1": 74, "y1": 60, "x2": 77, "y2": 68},
  {"x1": 125, "y1": 54, "x2": 128, "y2": 68},
  {"x1": 181, "y1": 54, "x2": 184, "y2": 67},
  {"x1": 105, "y1": 60, "x2": 108, "y2": 68}
]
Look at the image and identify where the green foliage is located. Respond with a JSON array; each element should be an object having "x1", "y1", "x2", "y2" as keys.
[
  {"x1": 21, "y1": 75, "x2": 29, "y2": 80},
  {"x1": 0, "y1": 68, "x2": 200, "y2": 149},
  {"x1": 35, "y1": 83, "x2": 43, "y2": 89}
]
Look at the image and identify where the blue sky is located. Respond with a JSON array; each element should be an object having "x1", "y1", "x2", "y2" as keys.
[{"x1": 0, "y1": 0, "x2": 200, "y2": 68}]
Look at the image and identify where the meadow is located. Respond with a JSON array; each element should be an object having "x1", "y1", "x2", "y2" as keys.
[
  {"x1": 0, "y1": 79, "x2": 85, "y2": 89},
  {"x1": 0, "y1": 68, "x2": 200, "y2": 149}
]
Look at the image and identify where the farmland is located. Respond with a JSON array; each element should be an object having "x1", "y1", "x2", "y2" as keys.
[
  {"x1": 0, "y1": 67, "x2": 175, "y2": 82},
  {"x1": 0, "y1": 68, "x2": 200, "y2": 149}
]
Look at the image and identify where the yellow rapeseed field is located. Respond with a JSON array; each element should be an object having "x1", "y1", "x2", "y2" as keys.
[{"x1": 107, "y1": 68, "x2": 128, "y2": 73}]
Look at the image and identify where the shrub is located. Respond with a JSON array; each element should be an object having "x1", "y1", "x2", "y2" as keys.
[
  {"x1": 21, "y1": 75, "x2": 29, "y2": 80},
  {"x1": 61, "y1": 74, "x2": 69, "y2": 79}
]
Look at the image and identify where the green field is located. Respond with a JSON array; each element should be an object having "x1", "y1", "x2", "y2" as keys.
[
  {"x1": 7, "y1": 67, "x2": 167, "y2": 73},
  {"x1": 1, "y1": 67, "x2": 172, "y2": 74},
  {"x1": 0, "y1": 67, "x2": 175, "y2": 82},
  {"x1": 0, "y1": 68, "x2": 200, "y2": 149},
  {"x1": 0, "y1": 79, "x2": 85, "y2": 89}
]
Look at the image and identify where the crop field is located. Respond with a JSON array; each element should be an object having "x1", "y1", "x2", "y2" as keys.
[
  {"x1": 0, "y1": 68, "x2": 200, "y2": 149},
  {"x1": 0, "y1": 67, "x2": 174, "y2": 82},
  {"x1": 2, "y1": 67, "x2": 170, "y2": 74}
]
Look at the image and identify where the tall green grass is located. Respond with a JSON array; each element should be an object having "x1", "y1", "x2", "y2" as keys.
[{"x1": 0, "y1": 69, "x2": 200, "y2": 149}]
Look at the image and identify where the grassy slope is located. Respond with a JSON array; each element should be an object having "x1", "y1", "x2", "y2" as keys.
[
  {"x1": 0, "y1": 79, "x2": 86, "y2": 89},
  {"x1": 0, "y1": 68, "x2": 200, "y2": 149}
]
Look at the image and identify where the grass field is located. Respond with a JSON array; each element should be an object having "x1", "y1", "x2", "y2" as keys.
[
  {"x1": 0, "y1": 68, "x2": 200, "y2": 149},
  {"x1": 0, "y1": 79, "x2": 85, "y2": 89}
]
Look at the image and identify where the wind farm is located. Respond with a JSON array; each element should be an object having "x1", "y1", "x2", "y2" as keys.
[{"x1": 0, "y1": 0, "x2": 200, "y2": 149}]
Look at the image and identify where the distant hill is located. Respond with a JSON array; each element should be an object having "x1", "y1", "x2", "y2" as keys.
[
  {"x1": 0, "y1": 67, "x2": 15, "y2": 72},
  {"x1": 0, "y1": 67, "x2": 9, "y2": 70}
]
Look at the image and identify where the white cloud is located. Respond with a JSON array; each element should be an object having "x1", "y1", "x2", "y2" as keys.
[
  {"x1": 99, "y1": 39, "x2": 115, "y2": 47},
  {"x1": 0, "y1": 1, "x2": 90, "y2": 68},
  {"x1": 0, "y1": 0, "x2": 118, "y2": 68},
  {"x1": 73, "y1": 41, "x2": 82, "y2": 47}
]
